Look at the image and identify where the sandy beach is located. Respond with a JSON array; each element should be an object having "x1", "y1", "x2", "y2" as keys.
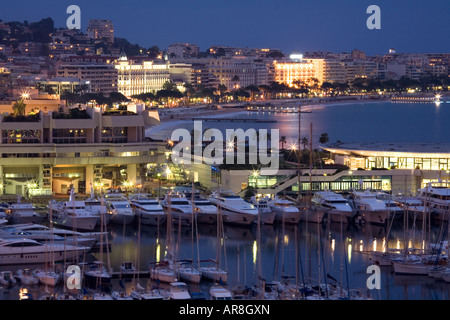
[{"x1": 158, "y1": 95, "x2": 393, "y2": 122}]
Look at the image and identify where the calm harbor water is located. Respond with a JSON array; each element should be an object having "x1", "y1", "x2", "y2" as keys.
[
  {"x1": 147, "y1": 101, "x2": 450, "y2": 147},
  {"x1": 1, "y1": 219, "x2": 449, "y2": 300}
]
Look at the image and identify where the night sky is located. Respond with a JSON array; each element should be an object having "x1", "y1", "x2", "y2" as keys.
[{"x1": 1, "y1": 0, "x2": 449, "y2": 55}]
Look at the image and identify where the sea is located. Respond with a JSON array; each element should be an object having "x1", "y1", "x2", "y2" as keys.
[{"x1": 0, "y1": 101, "x2": 449, "y2": 302}]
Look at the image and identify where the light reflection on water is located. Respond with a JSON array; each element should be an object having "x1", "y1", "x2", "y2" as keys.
[{"x1": 0, "y1": 220, "x2": 449, "y2": 300}]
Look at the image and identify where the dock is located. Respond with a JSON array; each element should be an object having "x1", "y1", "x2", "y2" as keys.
[{"x1": 246, "y1": 106, "x2": 312, "y2": 113}]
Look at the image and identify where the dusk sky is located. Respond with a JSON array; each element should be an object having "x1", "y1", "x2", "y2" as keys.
[{"x1": 1, "y1": 0, "x2": 449, "y2": 55}]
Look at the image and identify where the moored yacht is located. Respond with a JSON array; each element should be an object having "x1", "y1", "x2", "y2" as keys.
[
  {"x1": 394, "y1": 196, "x2": 428, "y2": 221},
  {"x1": 209, "y1": 191, "x2": 258, "y2": 226},
  {"x1": 7, "y1": 196, "x2": 43, "y2": 225},
  {"x1": 376, "y1": 192, "x2": 404, "y2": 220},
  {"x1": 184, "y1": 191, "x2": 217, "y2": 225},
  {"x1": 312, "y1": 191, "x2": 354, "y2": 223},
  {"x1": 0, "y1": 238, "x2": 89, "y2": 265},
  {"x1": 161, "y1": 193, "x2": 195, "y2": 227},
  {"x1": 84, "y1": 197, "x2": 111, "y2": 226},
  {"x1": 350, "y1": 190, "x2": 389, "y2": 225},
  {"x1": 268, "y1": 196, "x2": 302, "y2": 224},
  {"x1": 129, "y1": 194, "x2": 166, "y2": 226},
  {"x1": 250, "y1": 196, "x2": 277, "y2": 225},
  {"x1": 103, "y1": 193, "x2": 135, "y2": 225},
  {"x1": 417, "y1": 183, "x2": 450, "y2": 221},
  {"x1": 49, "y1": 189, "x2": 99, "y2": 231}
]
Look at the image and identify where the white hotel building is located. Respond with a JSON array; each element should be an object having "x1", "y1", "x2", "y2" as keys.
[{"x1": 115, "y1": 54, "x2": 170, "y2": 97}]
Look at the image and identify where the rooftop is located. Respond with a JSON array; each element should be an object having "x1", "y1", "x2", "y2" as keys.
[{"x1": 322, "y1": 142, "x2": 450, "y2": 157}]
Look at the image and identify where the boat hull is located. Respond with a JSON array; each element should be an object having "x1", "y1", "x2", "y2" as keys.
[
  {"x1": 110, "y1": 213, "x2": 135, "y2": 225},
  {"x1": 150, "y1": 267, "x2": 177, "y2": 283},
  {"x1": 84, "y1": 271, "x2": 112, "y2": 289},
  {"x1": 360, "y1": 210, "x2": 389, "y2": 225},
  {"x1": 327, "y1": 209, "x2": 353, "y2": 223},
  {"x1": 177, "y1": 267, "x2": 202, "y2": 284},
  {"x1": 259, "y1": 210, "x2": 277, "y2": 225},
  {"x1": 221, "y1": 210, "x2": 256, "y2": 226},
  {"x1": 0, "y1": 246, "x2": 88, "y2": 265},
  {"x1": 135, "y1": 209, "x2": 166, "y2": 226},
  {"x1": 393, "y1": 261, "x2": 429, "y2": 275},
  {"x1": 274, "y1": 211, "x2": 302, "y2": 224},
  {"x1": 197, "y1": 213, "x2": 217, "y2": 225},
  {"x1": 51, "y1": 215, "x2": 98, "y2": 231},
  {"x1": 200, "y1": 266, "x2": 228, "y2": 283},
  {"x1": 9, "y1": 215, "x2": 43, "y2": 225},
  {"x1": 300, "y1": 208, "x2": 325, "y2": 223}
]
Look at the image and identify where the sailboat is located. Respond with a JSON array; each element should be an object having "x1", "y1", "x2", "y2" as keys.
[
  {"x1": 84, "y1": 193, "x2": 112, "y2": 290},
  {"x1": 150, "y1": 194, "x2": 178, "y2": 283},
  {"x1": 130, "y1": 213, "x2": 165, "y2": 300},
  {"x1": 36, "y1": 206, "x2": 61, "y2": 287},
  {"x1": 200, "y1": 186, "x2": 228, "y2": 284},
  {"x1": 174, "y1": 182, "x2": 202, "y2": 284},
  {"x1": 392, "y1": 207, "x2": 445, "y2": 275}
]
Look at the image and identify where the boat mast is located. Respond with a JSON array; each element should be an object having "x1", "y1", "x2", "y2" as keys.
[
  {"x1": 309, "y1": 122, "x2": 313, "y2": 207},
  {"x1": 297, "y1": 103, "x2": 302, "y2": 204}
]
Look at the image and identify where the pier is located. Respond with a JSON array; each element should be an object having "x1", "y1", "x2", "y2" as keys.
[{"x1": 246, "y1": 106, "x2": 312, "y2": 113}]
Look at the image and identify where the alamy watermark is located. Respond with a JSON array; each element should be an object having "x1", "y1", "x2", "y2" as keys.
[
  {"x1": 366, "y1": 5, "x2": 381, "y2": 30},
  {"x1": 66, "y1": 5, "x2": 81, "y2": 30},
  {"x1": 66, "y1": 265, "x2": 82, "y2": 290},
  {"x1": 366, "y1": 264, "x2": 381, "y2": 290},
  {"x1": 170, "y1": 121, "x2": 280, "y2": 175}
]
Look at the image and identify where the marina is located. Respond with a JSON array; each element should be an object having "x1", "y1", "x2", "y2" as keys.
[{"x1": 0, "y1": 184, "x2": 447, "y2": 300}]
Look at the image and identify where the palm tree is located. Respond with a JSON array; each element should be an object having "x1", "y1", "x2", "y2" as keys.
[
  {"x1": 301, "y1": 137, "x2": 309, "y2": 150},
  {"x1": 245, "y1": 85, "x2": 260, "y2": 101},
  {"x1": 319, "y1": 133, "x2": 329, "y2": 145},
  {"x1": 279, "y1": 136, "x2": 287, "y2": 150},
  {"x1": 13, "y1": 100, "x2": 27, "y2": 116}
]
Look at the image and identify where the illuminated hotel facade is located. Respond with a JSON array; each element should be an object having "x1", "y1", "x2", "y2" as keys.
[
  {"x1": 273, "y1": 59, "x2": 323, "y2": 86},
  {"x1": 116, "y1": 55, "x2": 170, "y2": 97}
]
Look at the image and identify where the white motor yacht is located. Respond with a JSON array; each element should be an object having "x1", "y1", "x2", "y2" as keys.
[
  {"x1": 417, "y1": 183, "x2": 450, "y2": 221},
  {"x1": 209, "y1": 191, "x2": 258, "y2": 226},
  {"x1": 7, "y1": 196, "x2": 43, "y2": 225},
  {"x1": 49, "y1": 189, "x2": 98, "y2": 231},
  {"x1": 268, "y1": 197, "x2": 302, "y2": 224},
  {"x1": 312, "y1": 191, "x2": 354, "y2": 223},
  {"x1": 185, "y1": 191, "x2": 217, "y2": 225},
  {"x1": 103, "y1": 193, "x2": 135, "y2": 225},
  {"x1": 168, "y1": 282, "x2": 191, "y2": 300},
  {"x1": 350, "y1": 190, "x2": 389, "y2": 225},
  {"x1": 0, "y1": 238, "x2": 89, "y2": 265},
  {"x1": 394, "y1": 196, "x2": 427, "y2": 220},
  {"x1": 84, "y1": 197, "x2": 111, "y2": 226},
  {"x1": 161, "y1": 193, "x2": 195, "y2": 227},
  {"x1": 129, "y1": 194, "x2": 166, "y2": 226},
  {"x1": 209, "y1": 285, "x2": 233, "y2": 300},
  {"x1": 376, "y1": 192, "x2": 404, "y2": 220},
  {"x1": 251, "y1": 196, "x2": 277, "y2": 225}
]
